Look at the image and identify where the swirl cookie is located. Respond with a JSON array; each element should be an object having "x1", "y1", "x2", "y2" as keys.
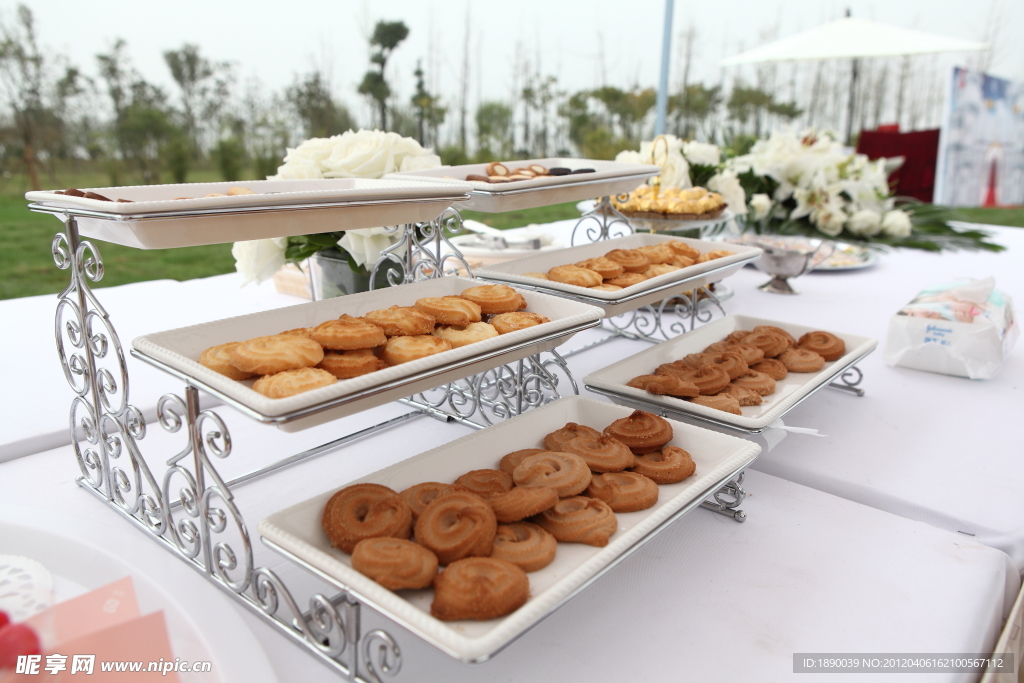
[
  {"x1": 499, "y1": 448, "x2": 548, "y2": 475},
  {"x1": 318, "y1": 349, "x2": 388, "y2": 379},
  {"x1": 400, "y1": 482, "x2": 453, "y2": 519},
  {"x1": 590, "y1": 284, "x2": 623, "y2": 292},
  {"x1": 749, "y1": 358, "x2": 788, "y2": 380},
  {"x1": 380, "y1": 335, "x2": 452, "y2": 365},
  {"x1": 689, "y1": 394, "x2": 742, "y2": 415},
  {"x1": 562, "y1": 434, "x2": 637, "y2": 472},
  {"x1": 666, "y1": 240, "x2": 700, "y2": 260},
  {"x1": 585, "y1": 471, "x2": 659, "y2": 512},
  {"x1": 487, "y1": 487, "x2": 559, "y2": 523},
  {"x1": 656, "y1": 362, "x2": 731, "y2": 395},
  {"x1": 643, "y1": 263, "x2": 681, "y2": 278},
  {"x1": 364, "y1": 306, "x2": 436, "y2": 337},
  {"x1": 310, "y1": 315, "x2": 387, "y2": 350},
  {"x1": 798, "y1": 331, "x2": 846, "y2": 361},
  {"x1": 199, "y1": 342, "x2": 255, "y2": 380},
  {"x1": 548, "y1": 265, "x2": 603, "y2": 288},
  {"x1": 754, "y1": 325, "x2": 797, "y2": 348},
  {"x1": 432, "y1": 322, "x2": 498, "y2": 348},
  {"x1": 490, "y1": 522, "x2": 557, "y2": 572},
  {"x1": 533, "y1": 496, "x2": 617, "y2": 547},
  {"x1": 688, "y1": 351, "x2": 748, "y2": 380},
  {"x1": 575, "y1": 257, "x2": 624, "y2": 279},
  {"x1": 414, "y1": 491, "x2": 497, "y2": 565},
  {"x1": 716, "y1": 383, "x2": 763, "y2": 406},
  {"x1": 252, "y1": 367, "x2": 336, "y2": 398},
  {"x1": 778, "y1": 347, "x2": 825, "y2": 372},
  {"x1": 431, "y1": 557, "x2": 529, "y2": 621},
  {"x1": 704, "y1": 341, "x2": 764, "y2": 365},
  {"x1": 490, "y1": 312, "x2": 550, "y2": 335},
  {"x1": 543, "y1": 422, "x2": 602, "y2": 451},
  {"x1": 414, "y1": 296, "x2": 482, "y2": 325},
  {"x1": 731, "y1": 369, "x2": 777, "y2": 395},
  {"x1": 629, "y1": 446, "x2": 696, "y2": 484},
  {"x1": 512, "y1": 451, "x2": 592, "y2": 497},
  {"x1": 695, "y1": 249, "x2": 733, "y2": 262},
  {"x1": 230, "y1": 335, "x2": 324, "y2": 375},
  {"x1": 626, "y1": 374, "x2": 700, "y2": 397},
  {"x1": 351, "y1": 537, "x2": 438, "y2": 590},
  {"x1": 322, "y1": 484, "x2": 413, "y2": 553},
  {"x1": 635, "y1": 243, "x2": 676, "y2": 265},
  {"x1": 454, "y1": 469, "x2": 514, "y2": 497},
  {"x1": 604, "y1": 272, "x2": 648, "y2": 288},
  {"x1": 740, "y1": 331, "x2": 789, "y2": 358},
  {"x1": 603, "y1": 410, "x2": 674, "y2": 455},
  {"x1": 460, "y1": 285, "x2": 526, "y2": 314},
  {"x1": 604, "y1": 249, "x2": 651, "y2": 273}
]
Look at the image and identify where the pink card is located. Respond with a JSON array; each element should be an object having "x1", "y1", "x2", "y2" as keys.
[{"x1": 25, "y1": 576, "x2": 139, "y2": 647}]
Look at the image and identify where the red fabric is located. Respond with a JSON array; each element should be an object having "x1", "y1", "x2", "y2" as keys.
[{"x1": 856, "y1": 129, "x2": 940, "y2": 202}]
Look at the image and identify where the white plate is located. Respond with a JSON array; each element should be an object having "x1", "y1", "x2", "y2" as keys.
[
  {"x1": 0, "y1": 516, "x2": 275, "y2": 683},
  {"x1": 475, "y1": 234, "x2": 762, "y2": 317},
  {"x1": 813, "y1": 243, "x2": 880, "y2": 271},
  {"x1": 132, "y1": 277, "x2": 602, "y2": 431},
  {"x1": 387, "y1": 158, "x2": 659, "y2": 212},
  {"x1": 27, "y1": 178, "x2": 471, "y2": 249},
  {"x1": 257, "y1": 396, "x2": 759, "y2": 663},
  {"x1": 583, "y1": 314, "x2": 878, "y2": 432}
]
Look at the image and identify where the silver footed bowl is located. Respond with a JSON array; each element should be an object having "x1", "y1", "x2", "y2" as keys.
[{"x1": 745, "y1": 237, "x2": 835, "y2": 294}]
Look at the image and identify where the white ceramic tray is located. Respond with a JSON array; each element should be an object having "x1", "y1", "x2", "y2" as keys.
[
  {"x1": 27, "y1": 178, "x2": 472, "y2": 249},
  {"x1": 131, "y1": 277, "x2": 602, "y2": 431},
  {"x1": 257, "y1": 396, "x2": 760, "y2": 662},
  {"x1": 584, "y1": 314, "x2": 878, "y2": 433},
  {"x1": 474, "y1": 234, "x2": 763, "y2": 317},
  {"x1": 386, "y1": 158, "x2": 659, "y2": 212}
]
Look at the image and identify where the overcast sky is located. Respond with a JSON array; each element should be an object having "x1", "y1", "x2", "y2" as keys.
[{"x1": 23, "y1": 0, "x2": 1024, "y2": 129}]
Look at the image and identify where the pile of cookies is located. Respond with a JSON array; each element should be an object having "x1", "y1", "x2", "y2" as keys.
[
  {"x1": 54, "y1": 187, "x2": 256, "y2": 202},
  {"x1": 611, "y1": 185, "x2": 726, "y2": 220},
  {"x1": 320, "y1": 409, "x2": 696, "y2": 621},
  {"x1": 626, "y1": 326, "x2": 847, "y2": 414},
  {"x1": 523, "y1": 240, "x2": 733, "y2": 292},
  {"x1": 198, "y1": 284, "x2": 549, "y2": 399},
  {"x1": 462, "y1": 162, "x2": 594, "y2": 184}
]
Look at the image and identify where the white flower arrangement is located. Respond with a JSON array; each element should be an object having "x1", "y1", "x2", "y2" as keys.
[{"x1": 233, "y1": 130, "x2": 441, "y2": 287}]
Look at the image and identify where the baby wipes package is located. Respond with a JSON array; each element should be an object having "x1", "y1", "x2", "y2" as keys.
[{"x1": 883, "y1": 277, "x2": 1016, "y2": 379}]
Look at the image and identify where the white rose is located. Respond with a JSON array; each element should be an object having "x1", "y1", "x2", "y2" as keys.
[
  {"x1": 399, "y1": 153, "x2": 442, "y2": 172},
  {"x1": 847, "y1": 209, "x2": 882, "y2": 237},
  {"x1": 812, "y1": 206, "x2": 847, "y2": 237},
  {"x1": 269, "y1": 159, "x2": 323, "y2": 180},
  {"x1": 232, "y1": 237, "x2": 287, "y2": 286},
  {"x1": 683, "y1": 141, "x2": 721, "y2": 167},
  {"x1": 338, "y1": 227, "x2": 399, "y2": 269},
  {"x1": 614, "y1": 150, "x2": 644, "y2": 165},
  {"x1": 658, "y1": 149, "x2": 692, "y2": 189},
  {"x1": 881, "y1": 209, "x2": 913, "y2": 238},
  {"x1": 749, "y1": 193, "x2": 772, "y2": 221},
  {"x1": 707, "y1": 170, "x2": 746, "y2": 211}
]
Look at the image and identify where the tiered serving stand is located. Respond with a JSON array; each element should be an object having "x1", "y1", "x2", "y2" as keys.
[{"x1": 31, "y1": 169, "x2": 778, "y2": 681}]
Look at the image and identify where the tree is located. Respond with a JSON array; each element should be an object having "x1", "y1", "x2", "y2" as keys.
[
  {"x1": 357, "y1": 20, "x2": 408, "y2": 130},
  {"x1": 411, "y1": 60, "x2": 445, "y2": 147},
  {"x1": 163, "y1": 44, "x2": 232, "y2": 157},
  {"x1": 670, "y1": 83, "x2": 722, "y2": 139},
  {"x1": 0, "y1": 5, "x2": 50, "y2": 189},
  {"x1": 287, "y1": 71, "x2": 353, "y2": 139},
  {"x1": 475, "y1": 101, "x2": 512, "y2": 160}
]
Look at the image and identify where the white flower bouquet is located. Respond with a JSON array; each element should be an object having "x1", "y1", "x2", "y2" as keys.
[{"x1": 232, "y1": 130, "x2": 441, "y2": 285}]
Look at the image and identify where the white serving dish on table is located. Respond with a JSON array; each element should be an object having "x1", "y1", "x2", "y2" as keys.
[
  {"x1": 131, "y1": 277, "x2": 601, "y2": 431},
  {"x1": 584, "y1": 314, "x2": 878, "y2": 433},
  {"x1": 386, "y1": 158, "x2": 659, "y2": 212},
  {"x1": 474, "y1": 234, "x2": 762, "y2": 317},
  {"x1": 257, "y1": 395, "x2": 759, "y2": 662},
  {"x1": 26, "y1": 178, "x2": 472, "y2": 249}
]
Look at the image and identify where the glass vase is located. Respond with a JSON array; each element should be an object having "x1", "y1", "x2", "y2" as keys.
[{"x1": 308, "y1": 251, "x2": 375, "y2": 300}]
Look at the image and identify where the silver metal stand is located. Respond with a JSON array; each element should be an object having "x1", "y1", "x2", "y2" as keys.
[
  {"x1": 828, "y1": 365, "x2": 865, "y2": 396},
  {"x1": 699, "y1": 472, "x2": 747, "y2": 522}
]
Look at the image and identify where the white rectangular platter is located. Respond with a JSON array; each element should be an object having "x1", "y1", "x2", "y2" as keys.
[
  {"x1": 27, "y1": 178, "x2": 472, "y2": 249},
  {"x1": 584, "y1": 314, "x2": 878, "y2": 433},
  {"x1": 132, "y1": 277, "x2": 602, "y2": 431},
  {"x1": 257, "y1": 396, "x2": 760, "y2": 662},
  {"x1": 386, "y1": 158, "x2": 659, "y2": 212},
  {"x1": 475, "y1": 233, "x2": 763, "y2": 317}
]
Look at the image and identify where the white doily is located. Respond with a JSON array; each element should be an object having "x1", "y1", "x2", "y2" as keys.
[{"x1": 0, "y1": 555, "x2": 53, "y2": 621}]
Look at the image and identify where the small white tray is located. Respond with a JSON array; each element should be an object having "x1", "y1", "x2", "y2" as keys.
[
  {"x1": 27, "y1": 178, "x2": 472, "y2": 249},
  {"x1": 475, "y1": 234, "x2": 762, "y2": 317},
  {"x1": 257, "y1": 396, "x2": 760, "y2": 662},
  {"x1": 584, "y1": 314, "x2": 878, "y2": 433},
  {"x1": 386, "y1": 158, "x2": 659, "y2": 212},
  {"x1": 131, "y1": 277, "x2": 602, "y2": 431}
]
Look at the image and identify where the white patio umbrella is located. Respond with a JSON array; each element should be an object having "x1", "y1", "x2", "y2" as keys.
[{"x1": 720, "y1": 15, "x2": 989, "y2": 142}]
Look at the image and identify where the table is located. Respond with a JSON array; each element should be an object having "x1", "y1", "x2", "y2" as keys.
[{"x1": 1, "y1": 220, "x2": 1021, "y2": 681}]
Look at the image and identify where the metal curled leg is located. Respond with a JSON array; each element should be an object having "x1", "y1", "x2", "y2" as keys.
[
  {"x1": 827, "y1": 365, "x2": 865, "y2": 397},
  {"x1": 700, "y1": 472, "x2": 747, "y2": 522}
]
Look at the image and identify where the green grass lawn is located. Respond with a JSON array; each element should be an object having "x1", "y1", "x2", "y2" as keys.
[{"x1": 1, "y1": 164, "x2": 1020, "y2": 300}]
